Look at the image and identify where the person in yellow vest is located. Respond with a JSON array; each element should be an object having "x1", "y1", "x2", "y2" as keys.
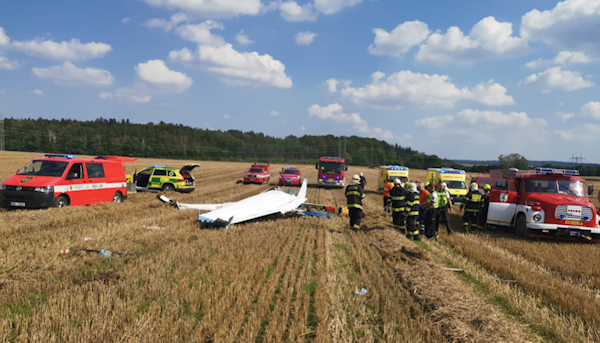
[
  {"x1": 405, "y1": 182, "x2": 421, "y2": 240},
  {"x1": 383, "y1": 178, "x2": 394, "y2": 213},
  {"x1": 434, "y1": 182, "x2": 454, "y2": 235}
]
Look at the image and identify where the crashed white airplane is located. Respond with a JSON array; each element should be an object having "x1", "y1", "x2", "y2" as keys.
[{"x1": 159, "y1": 178, "x2": 332, "y2": 227}]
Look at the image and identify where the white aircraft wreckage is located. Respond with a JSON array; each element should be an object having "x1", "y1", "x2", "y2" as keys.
[{"x1": 159, "y1": 178, "x2": 335, "y2": 228}]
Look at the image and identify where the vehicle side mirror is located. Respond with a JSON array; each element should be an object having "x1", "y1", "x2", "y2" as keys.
[
  {"x1": 315, "y1": 163, "x2": 318, "y2": 169},
  {"x1": 345, "y1": 166, "x2": 348, "y2": 171},
  {"x1": 588, "y1": 184, "x2": 594, "y2": 197}
]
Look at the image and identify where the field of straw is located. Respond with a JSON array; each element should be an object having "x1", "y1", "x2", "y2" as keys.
[{"x1": 1, "y1": 151, "x2": 599, "y2": 342}]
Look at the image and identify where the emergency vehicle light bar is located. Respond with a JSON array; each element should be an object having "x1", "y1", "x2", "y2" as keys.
[
  {"x1": 438, "y1": 169, "x2": 465, "y2": 174},
  {"x1": 534, "y1": 167, "x2": 579, "y2": 176},
  {"x1": 387, "y1": 166, "x2": 407, "y2": 171},
  {"x1": 153, "y1": 164, "x2": 165, "y2": 168},
  {"x1": 45, "y1": 154, "x2": 75, "y2": 159}
]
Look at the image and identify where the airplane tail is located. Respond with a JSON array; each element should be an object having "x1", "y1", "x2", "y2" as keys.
[{"x1": 298, "y1": 178, "x2": 308, "y2": 200}]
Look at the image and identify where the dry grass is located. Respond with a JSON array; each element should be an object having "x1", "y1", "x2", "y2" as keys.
[{"x1": 0, "y1": 151, "x2": 591, "y2": 342}]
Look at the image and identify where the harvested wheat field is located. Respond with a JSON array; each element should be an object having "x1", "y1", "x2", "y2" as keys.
[{"x1": 1, "y1": 151, "x2": 599, "y2": 342}]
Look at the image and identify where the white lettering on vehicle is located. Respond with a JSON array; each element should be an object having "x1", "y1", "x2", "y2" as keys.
[{"x1": 54, "y1": 182, "x2": 126, "y2": 193}]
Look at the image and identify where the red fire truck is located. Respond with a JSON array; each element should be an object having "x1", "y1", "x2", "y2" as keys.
[
  {"x1": 315, "y1": 157, "x2": 347, "y2": 188},
  {"x1": 473, "y1": 168, "x2": 600, "y2": 242},
  {"x1": 243, "y1": 163, "x2": 271, "y2": 184}
]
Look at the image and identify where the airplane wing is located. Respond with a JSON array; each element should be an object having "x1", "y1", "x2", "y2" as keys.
[
  {"x1": 160, "y1": 178, "x2": 309, "y2": 227},
  {"x1": 158, "y1": 195, "x2": 230, "y2": 211}
]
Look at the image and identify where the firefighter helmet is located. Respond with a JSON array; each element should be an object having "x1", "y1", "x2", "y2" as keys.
[
  {"x1": 484, "y1": 184, "x2": 491, "y2": 191},
  {"x1": 352, "y1": 174, "x2": 360, "y2": 182},
  {"x1": 470, "y1": 182, "x2": 479, "y2": 191},
  {"x1": 394, "y1": 178, "x2": 402, "y2": 185}
]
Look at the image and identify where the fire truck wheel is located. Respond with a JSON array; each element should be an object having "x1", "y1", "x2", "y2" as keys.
[
  {"x1": 53, "y1": 195, "x2": 69, "y2": 208},
  {"x1": 515, "y1": 214, "x2": 530, "y2": 239},
  {"x1": 112, "y1": 192, "x2": 123, "y2": 203},
  {"x1": 162, "y1": 183, "x2": 175, "y2": 192}
]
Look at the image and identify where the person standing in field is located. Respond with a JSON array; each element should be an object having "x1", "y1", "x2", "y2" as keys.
[
  {"x1": 405, "y1": 182, "x2": 421, "y2": 240},
  {"x1": 479, "y1": 184, "x2": 492, "y2": 230},
  {"x1": 383, "y1": 178, "x2": 394, "y2": 213},
  {"x1": 435, "y1": 182, "x2": 454, "y2": 235},
  {"x1": 419, "y1": 182, "x2": 430, "y2": 232},
  {"x1": 461, "y1": 182, "x2": 485, "y2": 233},
  {"x1": 424, "y1": 182, "x2": 437, "y2": 238},
  {"x1": 389, "y1": 178, "x2": 408, "y2": 234},
  {"x1": 346, "y1": 174, "x2": 365, "y2": 231}
]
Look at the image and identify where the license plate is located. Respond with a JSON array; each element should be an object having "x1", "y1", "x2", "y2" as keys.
[
  {"x1": 185, "y1": 182, "x2": 193, "y2": 186},
  {"x1": 565, "y1": 220, "x2": 583, "y2": 225},
  {"x1": 10, "y1": 202, "x2": 25, "y2": 207}
]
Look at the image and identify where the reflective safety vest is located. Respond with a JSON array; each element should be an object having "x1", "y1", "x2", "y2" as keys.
[
  {"x1": 345, "y1": 182, "x2": 365, "y2": 210},
  {"x1": 427, "y1": 190, "x2": 440, "y2": 209},
  {"x1": 383, "y1": 182, "x2": 394, "y2": 197},
  {"x1": 389, "y1": 186, "x2": 407, "y2": 212},
  {"x1": 463, "y1": 190, "x2": 484, "y2": 212},
  {"x1": 439, "y1": 189, "x2": 450, "y2": 208},
  {"x1": 405, "y1": 192, "x2": 420, "y2": 216}
]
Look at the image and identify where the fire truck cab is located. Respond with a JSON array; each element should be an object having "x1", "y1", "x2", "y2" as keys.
[
  {"x1": 316, "y1": 157, "x2": 347, "y2": 188},
  {"x1": 474, "y1": 168, "x2": 600, "y2": 242}
]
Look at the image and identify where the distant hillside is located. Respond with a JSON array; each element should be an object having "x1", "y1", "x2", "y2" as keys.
[
  {"x1": 455, "y1": 160, "x2": 600, "y2": 168},
  {"x1": 3, "y1": 117, "x2": 459, "y2": 169}
]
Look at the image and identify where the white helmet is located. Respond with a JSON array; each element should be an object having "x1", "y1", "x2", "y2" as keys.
[
  {"x1": 394, "y1": 178, "x2": 402, "y2": 185},
  {"x1": 407, "y1": 182, "x2": 417, "y2": 192},
  {"x1": 352, "y1": 174, "x2": 360, "y2": 182},
  {"x1": 470, "y1": 182, "x2": 479, "y2": 191}
]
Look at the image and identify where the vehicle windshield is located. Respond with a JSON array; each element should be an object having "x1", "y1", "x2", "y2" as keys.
[
  {"x1": 390, "y1": 176, "x2": 408, "y2": 183},
  {"x1": 17, "y1": 160, "x2": 69, "y2": 177},
  {"x1": 319, "y1": 161, "x2": 344, "y2": 173},
  {"x1": 525, "y1": 179, "x2": 586, "y2": 197},
  {"x1": 249, "y1": 168, "x2": 264, "y2": 173},
  {"x1": 445, "y1": 181, "x2": 467, "y2": 189},
  {"x1": 283, "y1": 169, "x2": 299, "y2": 175}
]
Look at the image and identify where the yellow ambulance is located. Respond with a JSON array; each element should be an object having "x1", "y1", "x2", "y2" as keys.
[
  {"x1": 378, "y1": 166, "x2": 409, "y2": 193},
  {"x1": 426, "y1": 167, "x2": 468, "y2": 201}
]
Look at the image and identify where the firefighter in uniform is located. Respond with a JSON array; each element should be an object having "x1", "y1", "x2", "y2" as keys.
[
  {"x1": 461, "y1": 182, "x2": 485, "y2": 233},
  {"x1": 435, "y1": 182, "x2": 454, "y2": 235},
  {"x1": 479, "y1": 184, "x2": 492, "y2": 230},
  {"x1": 405, "y1": 182, "x2": 421, "y2": 240},
  {"x1": 383, "y1": 178, "x2": 394, "y2": 213},
  {"x1": 345, "y1": 174, "x2": 365, "y2": 230},
  {"x1": 388, "y1": 178, "x2": 407, "y2": 233}
]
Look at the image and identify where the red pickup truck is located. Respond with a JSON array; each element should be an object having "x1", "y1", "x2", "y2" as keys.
[{"x1": 243, "y1": 164, "x2": 270, "y2": 184}]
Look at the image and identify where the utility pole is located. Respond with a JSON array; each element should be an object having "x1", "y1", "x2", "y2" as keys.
[
  {"x1": 343, "y1": 137, "x2": 346, "y2": 157},
  {"x1": 0, "y1": 112, "x2": 4, "y2": 151}
]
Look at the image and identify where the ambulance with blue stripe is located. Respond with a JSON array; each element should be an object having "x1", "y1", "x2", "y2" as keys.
[{"x1": 1, "y1": 154, "x2": 135, "y2": 209}]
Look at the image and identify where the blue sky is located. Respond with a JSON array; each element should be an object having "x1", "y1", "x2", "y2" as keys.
[{"x1": 1, "y1": 0, "x2": 600, "y2": 162}]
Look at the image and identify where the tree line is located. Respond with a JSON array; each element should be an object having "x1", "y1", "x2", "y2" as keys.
[{"x1": 3, "y1": 117, "x2": 460, "y2": 169}]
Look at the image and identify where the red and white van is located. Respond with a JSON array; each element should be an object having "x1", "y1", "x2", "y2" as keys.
[
  {"x1": 473, "y1": 168, "x2": 600, "y2": 242},
  {"x1": 1, "y1": 154, "x2": 136, "y2": 209}
]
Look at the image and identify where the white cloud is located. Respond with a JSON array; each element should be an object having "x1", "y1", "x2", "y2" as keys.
[
  {"x1": 11, "y1": 38, "x2": 112, "y2": 61},
  {"x1": 519, "y1": 67, "x2": 594, "y2": 92},
  {"x1": 223, "y1": 114, "x2": 230, "y2": 119},
  {"x1": 142, "y1": 0, "x2": 262, "y2": 18},
  {"x1": 308, "y1": 103, "x2": 394, "y2": 139},
  {"x1": 100, "y1": 59, "x2": 192, "y2": 103},
  {"x1": 31, "y1": 89, "x2": 44, "y2": 96},
  {"x1": 121, "y1": 16, "x2": 136, "y2": 23},
  {"x1": 0, "y1": 56, "x2": 20, "y2": 70},
  {"x1": 454, "y1": 109, "x2": 547, "y2": 126},
  {"x1": 521, "y1": 0, "x2": 600, "y2": 52},
  {"x1": 174, "y1": 21, "x2": 225, "y2": 46},
  {"x1": 314, "y1": 0, "x2": 363, "y2": 15},
  {"x1": 368, "y1": 21, "x2": 430, "y2": 57},
  {"x1": 336, "y1": 71, "x2": 515, "y2": 109},
  {"x1": 581, "y1": 101, "x2": 600, "y2": 119},
  {"x1": 556, "y1": 124, "x2": 600, "y2": 142},
  {"x1": 415, "y1": 16, "x2": 529, "y2": 64},
  {"x1": 168, "y1": 43, "x2": 292, "y2": 88},
  {"x1": 270, "y1": 110, "x2": 279, "y2": 116},
  {"x1": 0, "y1": 27, "x2": 9, "y2": 46},
  {"x1": 325, "y1": 78, "x2": 351, "y2": 92},
  {"x1": 141, "y1": 12, "x2": 189, "y2": 31},
  {"x1": 0, "y1": 89, "x2": 6, "y2": 95},
  {"x1": 280, "y1": 1, "x2": 317, "y2": 22},
  {"x1": 415, "y1": 114, "x2": 454, "y2": 130},
  {"x1": 235, "y1": 30, "x2": 254, "y2": 45},
  {"x1": 525, "y1": 51, "x2": 594, "y2": 68},
  {"x1": 300, "y1": 125, "x2": 306, "y2": 133},
  {"x1": 32, "y1": 61, "x2": 114, "y2": 86},
  {"x1": 295, "y1": 31, "x2": 317, "y2": 45},
  {"x1": 559, "y1": 112, "x2": 574, "y2": 122}
]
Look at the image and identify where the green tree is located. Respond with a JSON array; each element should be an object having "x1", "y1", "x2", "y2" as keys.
[{"x1": 498, "y1": 153, "x2": 529, "y2": 170}]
